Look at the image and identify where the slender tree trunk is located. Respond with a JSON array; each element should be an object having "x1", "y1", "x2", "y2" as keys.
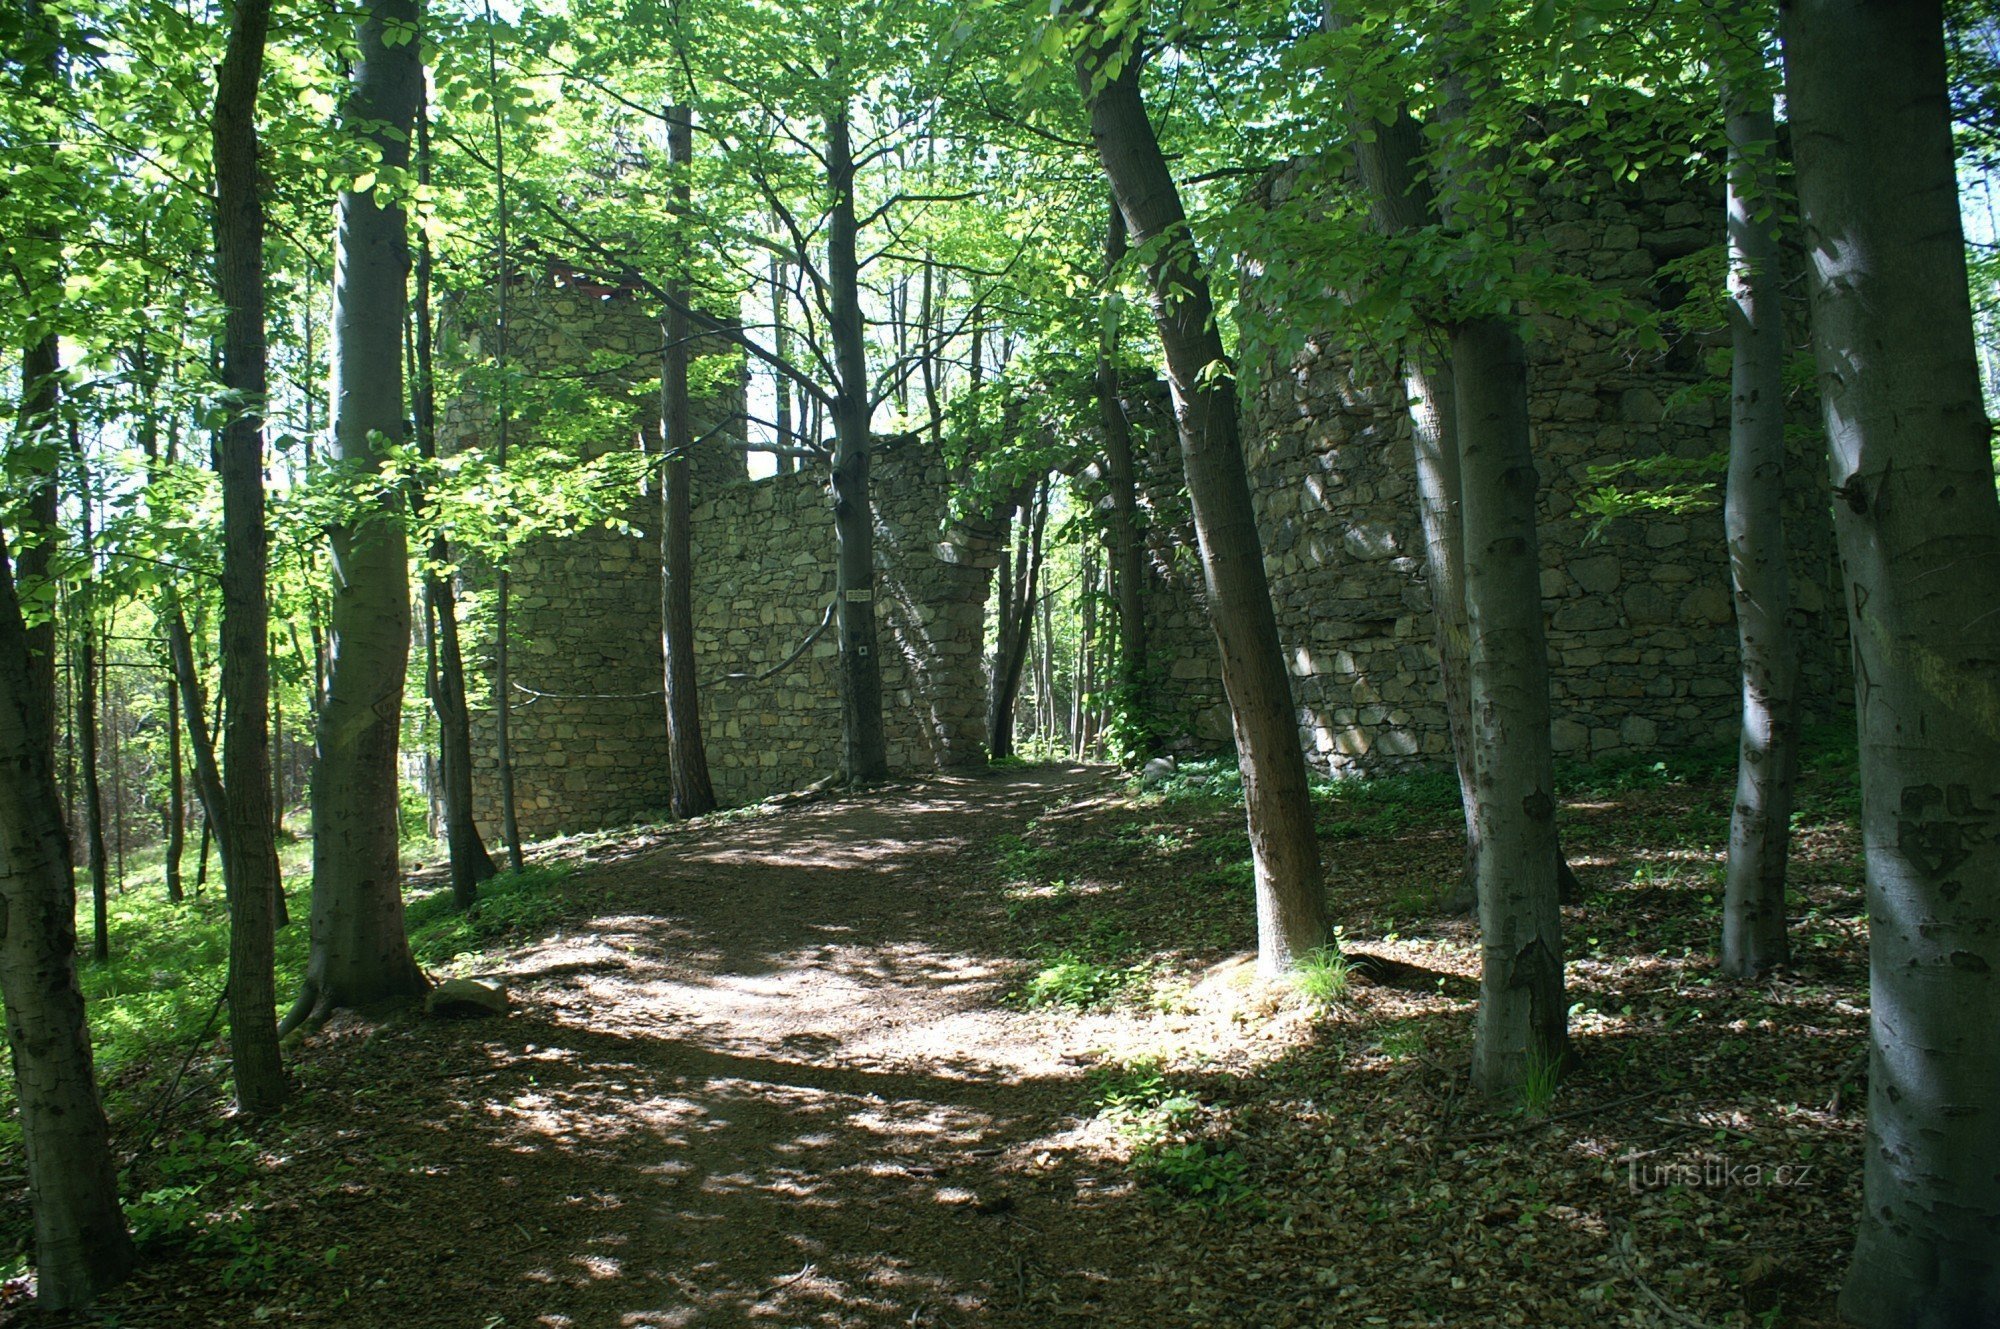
[
  {"x1": 290, "y1": 0, "x2": 428, "y2": 1031},
  {"x1": 1718, "y1": 49, "x2": 1796, "y2": 978},
  {"x1": 662, "y1": 104, "x2": 716, "y2": 817},
  {"x1": 413, "y1": 97, "x2": 496, "y2": 904},
  {"x1": 771, "y1": 242, "x2": 794, "y2": 468},
  {"x1": 1451, "y1": 317, "x2": 1569, "y2": 1097},
  {"x1": 827, "y1": 98, "x2": 887, "y2": 783},
  {"x1": 1782, "y1": 4, "x2": 2000, "y2": 1322},
  {"x1": 989, "y1": 480, "x2": 1048, "y2": 758},
  {"x1": 1104, "y1": 197, "x2": 1152, "y2": 756},
  {"x1": 105, "y1": 636, "x2": 125, "y2": 894},
  {"x1": 1079, "y1": 31, "x2": 1327, "y2": 973},
  {"x1": 167, "y1": 607, "x2": 230, "y2": 887},
  {"x1": 73, "y1": 459, "x2": 109, "y2": 964},
  {"x1": 213, "y1": 0, "x2": 286, "y2": 1111},
  {"x1": 164, "y1": 667, "x2": 185, "y2": 901},
  {"x1": 0, "y1": 523, "x2": 134, "y2": 1309},
  {"x1": 483, "y1": 0, "x2": 524, "y2": 874}
]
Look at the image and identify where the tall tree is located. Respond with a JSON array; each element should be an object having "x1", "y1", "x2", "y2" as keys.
[
  {"x1": 0, "y1": 533, "x2": 134, "y2": 1309},
  {"x1": 1094, "y1": 199, "x2": 1155, "y2": 759},
  {"x1": 1075, "y1": 18, "x2": 1328, "y2": 973},
  {"x1": 288, "y1": 0, "x2": 429, "y2": 1030},
  {"x1": 1782, "y1": 2, "x2": 2000, "y2": 1322},
  {"x1": 826, "y1": 90, "x2": 889, "y2": 783},
  {"x1": 412, "y1": 95, "x2": 498, "y2": 904},
  {"x1": 212, "y1": 0, "x2": 287, "y2": 1110},
  {"x1": 1717, "y1": 16, "x2": 1796, "y2": 978},
  {"x1": 661, "y1": 103, "x2": 717, "y2": 815},
  {"x1": 72, "y1": 449, "x2": 110, "y2": 964}
]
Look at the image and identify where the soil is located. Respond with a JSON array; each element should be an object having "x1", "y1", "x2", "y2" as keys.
[{"x1": 7, "y1": 760, "x2": 1867, "y2": 1328}]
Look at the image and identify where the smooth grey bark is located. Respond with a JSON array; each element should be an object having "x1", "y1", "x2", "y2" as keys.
[
  {"x1": 1347, "y1": 101, "x2": 1483, "y2": 910},
  {"x1": 1718, "y1": 52, "x2": 1797, "y2": 979},
  {"x1": 1781, "y1": 3, "x2": 2000, "y2": 1322},
  {"x1": 290, "y1": 0, "x2": 428, "y2": 1031},
  {"x1": 213, "y1": 0, "x2": 286, "y2": 1112},
  {"x1": 412, "y1": 98, "x2": 496, "y2": 905},
  {"x1": 0, "y1": 525, "x2": 134, "y2": 1309},
  {"x1": 1079, "y1": 30, "x2": 1328, "y2": 973},
  {"x1": 1453, "y1": 319, "x2": 1569, "y2": 1098},
  {"x1": 1095, "y1": 199, "x2": 1155, "y2": 758},
  {"x1": 827, "y1": 97, "x2": 888, "y2": 783},
  {"x1": 661, "y1": 104, "x2": 716, "y2": 817}
]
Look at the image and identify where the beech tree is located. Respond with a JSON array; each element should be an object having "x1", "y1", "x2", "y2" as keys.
[
  {"x1": 212, "y1": 0, "x2": 287, "y2": 1110},
  {"x1": 1718, "y1": 11, "x2": 1796, "y2": 979},
  {"x1": 289, "y1": 0, "x2": 429, "y2": 1029},
  {"x1": 1782, "y1": 2, "x2": 2000, "y2": 1321},
  {"x1": 1073, "y1": 12, "x2": 1329, "y2": 973}
]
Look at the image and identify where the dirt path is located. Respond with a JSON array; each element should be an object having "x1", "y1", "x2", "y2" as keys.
[{"x1": 263, "y1": 765, "x2": 1151, "y2": 1328}]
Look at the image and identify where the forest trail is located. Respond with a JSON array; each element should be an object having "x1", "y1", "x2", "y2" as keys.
[{"x1": 256, "y1": 765, "x2": 1162, "y2": 1328}]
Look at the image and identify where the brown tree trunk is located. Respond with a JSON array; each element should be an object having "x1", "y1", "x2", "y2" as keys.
[
  {"x1": 289, "y1": 0, "x2": 429, "y2": 1031},
  {"x1": 164, "y1": 666, "x2": 185, "y2": 902},
  {"x1": 413, "y1": 95, "x2": 497, "y2": 905},
  {"x1": 661, "y1": 104, "x2": 716, "y2": 817},
  {"x1": 1079, "y1": 30, "x2": 1327, "y2": 973},
  {"x1": 0, "y1": 520, "x2": 134, "y2": 1309},
  {"x1": 827, "y1": 97, "x2": 887, "y2": 783},
  {"x1": 72, "y1": 453, "x2": 109, "y2": 964},
  {"x1": 213, "y1": 0, "x2": 286, "y2": 1112},
  {"x1": 1096, "y1": 206, "x2": 1153, "y2": 759}
]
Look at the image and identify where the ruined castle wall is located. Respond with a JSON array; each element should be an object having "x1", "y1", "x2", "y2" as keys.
[
  {"x1": 447, "y1": 278, "x2": 996, "y2": 835},
  {"x1": 1137, "y1": 167, "x2": 1847, "y2": 775}
]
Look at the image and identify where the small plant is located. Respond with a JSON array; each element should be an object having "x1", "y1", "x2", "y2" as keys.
[
  {"x1": 1520, "y1": 1045, "x2": 1562, "y2": 1115},
  {"x1": 1015, "y1": 951, "x2": 1152, "y2": 1009},
  {"x1": 1134, "y1": 1139, "x2": 1259, "y2": 1210},
  {"x1": 1292, "y1": 945, "x2": 1350, "y2": 1009}
]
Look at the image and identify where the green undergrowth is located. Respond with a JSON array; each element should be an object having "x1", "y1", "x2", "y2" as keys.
[
  {"x1": 1000, "y1": 732, "x2": 1861, "y2": 1015},
  {"x1": 403, "y1": 862, "x2": 577, "y2": 968},
  {"x1": 1088, "y1": 1056, "x2": 1260, "y2": 1211},
  {"x1": 0, "y1": 832, "x2": 577, "y2": 1283}
]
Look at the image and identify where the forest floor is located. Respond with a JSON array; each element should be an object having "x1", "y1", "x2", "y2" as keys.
[{"x1": 5, "y1": 749, "x2": 1868, "y2": 1329}]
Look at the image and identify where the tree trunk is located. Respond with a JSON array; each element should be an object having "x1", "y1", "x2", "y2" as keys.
[
  {"x1": 827, "y1": 98, "x2": 887, "y2": 783},
  {"x1": 1096, "y1": 203, "x2": 1153, "y2": 759},
  {"x1": 1782, "y1": 4, "x2": 2000, "y2": 1322},
  {"x1": 73, "y1": 459, "x2": 109, "y2": 964},
  {"x1": 1079, "y1": 32, "x2": 1327, "y2": 973},
  {"x1": 413, "y1": 95, "x2": 497, "y2": 905},
  {"x1": 0, "y1": 524, "x2": 134, "y2": 1310},
  {"x1": 164, "y1": 668, "x2": 185, "y2": 902},
  {"x1": 772, "y1": 242, "x2": 795, "y2": 468},
  {"x1": 167, "y1": 607, "x2": 231, "y2": 887},
  {"x1": 483, "y1": 7, "x2": 525, "y2": 874},
  {"x1": 290, "y1": 0, "x2": 428, "y2": 1031},
  {"x1": 989, "y1": 480, "x2": 1048, "y2": 759},
  {"x1": 1718, "y1": 47, "x2": 1796, "y2": 978},
  {"x1": 662, "y1": 104, "x2": 716, "y2": 817},
  {"x1": 213, "y1": 0, "x2": 286, "y2": 1112},
  {"x1": 1454, "y1": 318, "x2": 1569, "y2": 1099}
]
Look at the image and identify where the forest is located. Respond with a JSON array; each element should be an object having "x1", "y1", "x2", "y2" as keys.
[{"x1": 3, "y1": 0, "x2": 1999, "y2": 1324}]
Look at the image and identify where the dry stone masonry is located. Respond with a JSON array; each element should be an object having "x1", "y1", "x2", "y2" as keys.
[
  {"x1": 450, "y1": 172, "x2": 1848, "y2": 837},
  {"x1": 1136, "y1": 164, "x2": 1847, "y2": 774}
]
